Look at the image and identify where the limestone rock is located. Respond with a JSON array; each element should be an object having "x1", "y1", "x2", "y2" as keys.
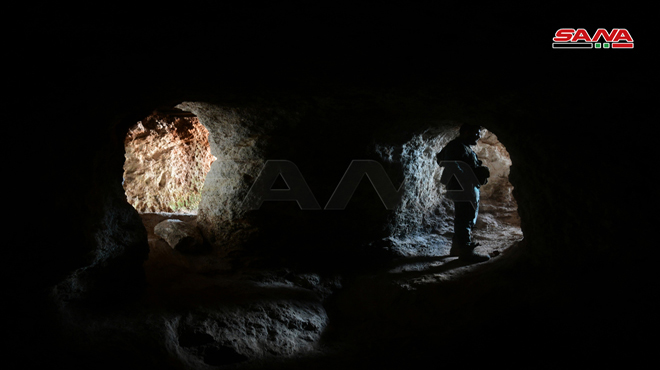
[
  {"x1": 122, "y1": 112, "x2": 215, "y2": 213},
  {"x1": 154, "y1": 219, "x2": 205, "y2": 253}
]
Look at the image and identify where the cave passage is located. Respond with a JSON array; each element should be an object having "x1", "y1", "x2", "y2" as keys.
[
  {"x1": 122, "y1": 107, "x2": 216, "y2": 214},
  {"x1": 384, "y1": 126, "x2": 523, "y2": 278},
  {"x1": 114, "y1": 106, "x2": 525, "y2": 364},
  {"x1": 48, "y1": 96, "x2": 540, "y2": 370}
]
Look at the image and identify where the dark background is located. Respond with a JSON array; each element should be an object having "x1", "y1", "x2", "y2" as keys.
[{"x1": 14, "y1": 5, "x2": 653, "y2": 158}]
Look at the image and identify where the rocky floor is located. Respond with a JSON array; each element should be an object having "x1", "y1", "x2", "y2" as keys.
[
  {"x1": 126, "y1": 213, "x2": 337, "y2": 369},
  {"x1": 378, "y1": 198, "x2": 523, "y2": 283},
  {"x1": 122, "y1": 205, "x2": 523, "y2": 369}
]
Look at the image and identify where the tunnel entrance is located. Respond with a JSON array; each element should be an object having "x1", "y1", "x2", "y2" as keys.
[
  {"x1": 122, "y1": 106, "x2": 218, "y2": 280},
  {"x1": 122, "y1": 107, "x2": 216, "y2": 214},
  {"x1": 379, "y1": 124, "x2": 523, "y2": 278}
]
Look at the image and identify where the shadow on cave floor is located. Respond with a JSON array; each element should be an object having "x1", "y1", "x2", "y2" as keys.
[
  {"x1": 384, "y1": 248, "x2": 511, "y2": 286},
  {"x1": 378, "y1": 205, "x2": 524, "y2": 287}
]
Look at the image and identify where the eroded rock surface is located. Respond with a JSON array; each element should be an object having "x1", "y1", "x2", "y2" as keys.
[
  {"x1": 474, "y1": 129, "x2": 516, "y2": 205},
  {"x1": 54, "y1": 267, "x2": 336, "y2": 370},
  {"x1": 374, "y1": 127, "x2": 521, "y2": 258}
]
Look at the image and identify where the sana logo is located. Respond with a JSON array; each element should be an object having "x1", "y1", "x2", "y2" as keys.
[{"x1": 552, "y1": 28, "x2": 634, "y2": 49}]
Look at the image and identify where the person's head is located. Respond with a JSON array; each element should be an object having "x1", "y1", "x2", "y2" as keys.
[{"x1": 459, "y1": 123, "x2": 483, "y2": 145}]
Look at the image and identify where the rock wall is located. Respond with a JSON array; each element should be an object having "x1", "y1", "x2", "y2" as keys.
[
  {"x1": 174, "y1": 98, "x2": 412, "y2": 264},
  {"x1": 373, "y1": 124, "x2": 519, "y2": 257},
  {"x1": 123, "y1": 112, "x2": 215, "y2": 213},
  {"x1": 474, "y1": 129, "x2": 516, "y2": 206},
  {"x1": 123, "y1": 108, "x2": 519, "y2": 263},
  {"x1": 173, "y1": 102, "x2": 287, "y2": 257}
]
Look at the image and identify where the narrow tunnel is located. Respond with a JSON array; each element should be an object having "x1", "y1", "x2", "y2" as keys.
[{"x1": 372, "y1": 123, "x2": 523, "y2": 272}]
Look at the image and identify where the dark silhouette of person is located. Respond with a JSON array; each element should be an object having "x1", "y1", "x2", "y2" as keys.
[{"x1": 436, "y1": 123, "x2": 491, "y2": 262}]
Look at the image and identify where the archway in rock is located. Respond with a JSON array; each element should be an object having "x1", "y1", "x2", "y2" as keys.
[
  {"x1": 121, "y1": 105, "x2": 217, "y2": 283},
  {"x1": 376, "y1": 123, "x2": 523, "y2": 277},
  {"x1": 122, "y1": 107, "x2": 216, "y2": 215}
]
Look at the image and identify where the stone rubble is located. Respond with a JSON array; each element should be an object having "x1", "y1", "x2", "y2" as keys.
[{"x1": 154, "y1": 219, "x2": 206, "y2": 254}]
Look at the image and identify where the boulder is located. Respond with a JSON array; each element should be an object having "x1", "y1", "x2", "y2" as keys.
[{"x1": 154, "y1": 219, "x2": 205, "y2": 253}]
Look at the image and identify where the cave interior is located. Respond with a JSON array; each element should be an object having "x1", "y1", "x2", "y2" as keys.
[{"x1": 11, "y1": 5, "x2": 656, "y2": 370}]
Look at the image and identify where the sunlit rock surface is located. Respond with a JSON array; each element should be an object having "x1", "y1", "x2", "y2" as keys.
[
  {"x1": 173, "y1": 102, "x2": 274, "y2": 256},
  {"x1": 123, "y1": 112, "x2": 215, "y2": 213},
  {"x1": 375, "y1": 126, "x2": 521, "y2": 259}
]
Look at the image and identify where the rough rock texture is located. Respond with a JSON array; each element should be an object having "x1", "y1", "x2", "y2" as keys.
[
  {"x1": 173, "y1": 102, "x2": 277, "y2": 256},
  {"x1": 49, "y1": 138, "x2": 150, "y2": 305},
  {"x1": 140, "y1": 213, "x2": 197, "y2": 274},
  {"x1": 154, "y1": 219, "x2": 205, "y2": 253},
  {"x1": 474, "y1": 129, "x2": 516, "y2": 205},
  {"x1": 174, "y1": 100, "x2": 518, "y2": 267},
  {"x1": 19, "y1": 7, "x2": 654, "y2": 370},
  {"x1": 123, "y1": 112, "x2": 215, "y2": 213},
  {"x1": 52, "y1": 267, "x2": 334, "y2": 370},
  {"x1": 373, "y1": 126, "x2": 520, "y2": 258}
]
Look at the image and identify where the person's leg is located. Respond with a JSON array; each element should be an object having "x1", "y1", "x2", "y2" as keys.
[
  {"x1": 450, "y1": 197, "x2": 489, "y2": 262},
  {"x1": 450, "y1": 200, "x2": 474, "y2": 255},
  {"x1": 465, "y1": 194, "x2": 479, "y2": 243}
]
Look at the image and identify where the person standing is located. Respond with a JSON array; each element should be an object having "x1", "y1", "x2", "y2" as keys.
[{"x1": 436, "y1": 123, "x2": 491, "y2": 262}]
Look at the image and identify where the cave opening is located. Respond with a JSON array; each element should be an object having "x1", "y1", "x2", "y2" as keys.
[
  {"x1": 122, "y1": 106, "x2": 216, "y2": 215},
  {"x1": 121, "y1": 105, "x2": 219, "y2": 280},
  {"x1": 380, "y1": 124, "x2": 523, "y2": 278}
]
